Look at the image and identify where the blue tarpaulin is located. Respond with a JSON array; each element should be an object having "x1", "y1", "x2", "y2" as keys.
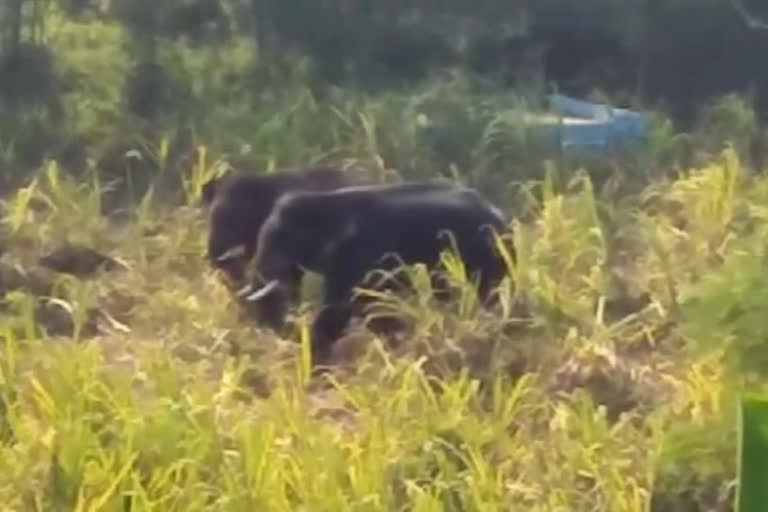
[{"x1": 527, "y1": 94, "x2": 649, "y2": 154}]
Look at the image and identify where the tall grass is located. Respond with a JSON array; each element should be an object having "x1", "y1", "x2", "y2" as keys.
[
  {"x1": 0, "y1": 134, "x2": 762, "y2": 509},
  {"x1": 2, "y1": 12, "x2": 767, "y2": 507}
]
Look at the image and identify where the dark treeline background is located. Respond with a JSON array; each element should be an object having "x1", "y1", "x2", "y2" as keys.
[{"x1": 2, "y1": 0, "x2": 767, "y2": 191}]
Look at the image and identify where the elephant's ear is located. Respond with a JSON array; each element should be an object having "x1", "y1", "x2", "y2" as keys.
[{"x1": 319, "y1": 217, "x2": 359, "y2": 260}]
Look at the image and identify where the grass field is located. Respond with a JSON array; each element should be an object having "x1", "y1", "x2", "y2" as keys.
[
  {"x1": 6, "y1": 2, "x2": 768, "y2": 508},
  {"x1": 0, "y1": 122, "x2": 763, "y2": 509}
]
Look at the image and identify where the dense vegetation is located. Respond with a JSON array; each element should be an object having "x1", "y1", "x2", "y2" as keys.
[{"x1": 2, "y1": 0, "x2": 768, "y2": 510}]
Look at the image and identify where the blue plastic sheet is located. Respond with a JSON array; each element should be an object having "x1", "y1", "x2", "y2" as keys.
[{"x1": 540, "y1": 94, "x2": 649, "y2": 153}]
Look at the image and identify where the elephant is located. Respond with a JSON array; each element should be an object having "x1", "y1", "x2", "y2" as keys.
[{"x1": 245, "y1": 181, "x2": 513, "y2": 363}]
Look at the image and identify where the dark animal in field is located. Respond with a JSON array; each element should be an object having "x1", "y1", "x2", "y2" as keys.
[
  {"x1": 202, "y1": 164, "x2": 373, "y2": 322},
  {"x1": 203, "y1": 164, "x2": 373, "y2": 282},
  {"x1": 245, "y1": 181, "x2": 513, "y2": 364}
]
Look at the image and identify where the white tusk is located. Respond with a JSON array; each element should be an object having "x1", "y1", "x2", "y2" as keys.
[
  {"x1": 235, "y1": 283, "x2": 253, "y2": 297},
  {"x1": 216, "y1": 245, "x2": 246, "y2": 262},
  {"x1": 245, "y1": 280, "x2": 280, "y2": 302}
]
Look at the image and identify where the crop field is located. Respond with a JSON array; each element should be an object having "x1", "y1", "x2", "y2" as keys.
[
  {"x1": 1, "y1": 141, "x2": 762, "y2": 510},
  {"x1": 3, "y1": 2, "x2": 768, "y2": 510}
]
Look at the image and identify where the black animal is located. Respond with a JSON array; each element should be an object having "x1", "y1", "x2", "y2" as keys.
[
  {"x1": 246, "y1": 181, "x2": 513, "y2": 364},
  {"x1": 203, "y1": 164, "x2": 371, "y2": 288},
  {"x1": 203, "y1": 164, "x2": 374, "y2": 327}
]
